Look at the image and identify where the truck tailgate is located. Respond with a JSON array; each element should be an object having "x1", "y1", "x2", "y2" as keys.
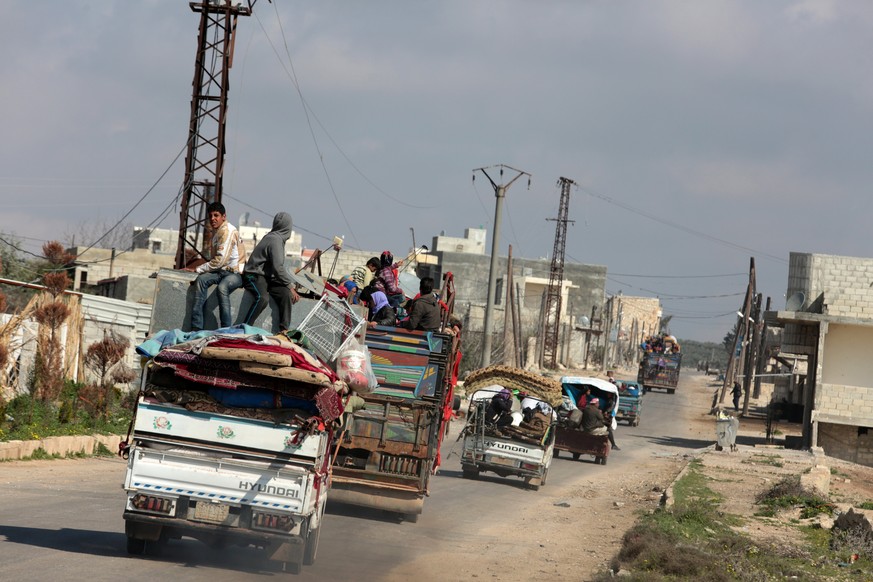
[{"x1": 126, "y1": 447, "x2": 312, "y2": 513}]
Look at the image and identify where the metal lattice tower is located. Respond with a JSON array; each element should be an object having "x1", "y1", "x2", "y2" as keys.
[
  {"x1": 542, "y1": 177, "x2": 576, "y2": 368},
  {"x1": 174, "y1": 1, "x2": 257, "y2": 269}
]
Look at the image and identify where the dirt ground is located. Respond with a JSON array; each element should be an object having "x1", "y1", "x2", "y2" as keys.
[{"x1": 412, "y1": 370, "x2": 873, "y2": 582}]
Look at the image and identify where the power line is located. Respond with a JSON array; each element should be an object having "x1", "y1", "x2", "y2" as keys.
[
  {"x1": 259, "y1": 4, "x2": 440, "y2": 212},
  {"x1": 582, "y1": 186, "x2": 789, "y2": 264},
  {"x1": 607, "y1": 275, "x2": 745, "y2": 299},
  {"x1": 223, "y1": 193, "x2": 352, "y2": 249},
  {"x1": 256, "y1": 7, "x2": 360, "y2": 248},
  {"x1": 608, "y1": 271, "x2": 746, "y2": 279}
]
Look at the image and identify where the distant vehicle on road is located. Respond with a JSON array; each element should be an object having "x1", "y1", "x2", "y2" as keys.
[{"x1": 638, "y1": 352, "x2": 682, "y2": 394}]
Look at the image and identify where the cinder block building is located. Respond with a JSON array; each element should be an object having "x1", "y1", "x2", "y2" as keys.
[{"x1": 768, "y1": 252, "x2": 873, "y2": 466}]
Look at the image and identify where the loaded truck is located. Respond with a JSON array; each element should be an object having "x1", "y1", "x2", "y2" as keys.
[
  {"x1": 122, "y1": 268, "x2": 362, "y2": 573},
  {"x1": 122, "y1": 335, "x2": 340, "y2": 574},
  {"x1": 460, "y1": 388, "x2": 555, "y2": 490},
  {"x1": 459, "y1": 365, "x2": 561, "y2": 490},
  {"x1": 329, "y1": 274, "x2": 459, "y2": 522},
  {"x1": 637, "y1": 352, "x2": 682, "y2": 394}
]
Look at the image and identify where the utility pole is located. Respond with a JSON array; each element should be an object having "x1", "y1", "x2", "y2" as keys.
[
  {"x1": 174, "y1": 1, "x2": 258, "y2": 270},
  {"x1": 543, "y1": 177, "x2": 576, "y2": 368},
  {"x1": 473, "y1": 164, "x2": 531, "y2": 368},
  {"x1": 502, "y1": 245, "x2": 515, "y2": 366},
  {"x1": 720, "y1": 257, "x2": 756, "y2": 405}
]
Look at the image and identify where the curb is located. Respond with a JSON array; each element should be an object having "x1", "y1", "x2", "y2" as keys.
[
  {"x1": 661, "y1": 447, "x2": 712, "y2": 509},
  {"x1": 0, "y1": 434, "x2": 123, "y2": 461}
]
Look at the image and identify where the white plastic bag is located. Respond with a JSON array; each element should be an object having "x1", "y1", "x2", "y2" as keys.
[{"x1": 337, "y1": 338, "x2": 378, "y2": 393}]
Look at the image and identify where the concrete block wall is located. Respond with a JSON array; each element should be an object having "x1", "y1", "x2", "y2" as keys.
[
  {"x1": 0, "y1": 434, "x2": 122, "y2": 461},
  {"x1": 435, "y1": 251, "x2": 607, "y2": 326},
  {"x1": 817, "y1": 422, "x2": 873, "y2": 467},
  {"x1": 788, "y1": 252, "x2": 873, "y2": 317},
  {"x1": 782, "y1": 322, "x2": 817, "y2": 355},
  {"x1": 816, "y1": 383, "x2": 873, "y2": 421}
]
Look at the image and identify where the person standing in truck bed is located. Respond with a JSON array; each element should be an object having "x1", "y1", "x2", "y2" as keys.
[{"x1": 241, "y1": 212, "x2": 299, "y2": 332}]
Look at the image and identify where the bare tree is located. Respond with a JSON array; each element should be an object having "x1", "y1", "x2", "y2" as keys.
[
  {"x1": 64, "y1": 219, "x2": 133, "y2": 251},
  {"x1": 31, "y1": 241, "x2": 74, "y2": 402},
  {"x1": 84, "y1": 331, "x2": 135, "y2": 420}
]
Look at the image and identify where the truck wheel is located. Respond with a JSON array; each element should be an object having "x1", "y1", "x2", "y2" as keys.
[
  {"x1": 572, "y1": 452, "x2": 581, "y2": 461},
  {"x1": 553, "y1": 449, "x2": 560, "y2": 458},
  {"x1": 453, "y1": 394, "x2": 462, "y2": 411},
  {"x1": 667, "y1": 389, "x2": 675, "y2": 395},
  {"x1": 600, "y1": 456, "x2": 608, "y2": 466},
  {"x1": 525, "y1": 476, "x2": 541, "y2": 491},
  {"x1": 403, "y1": 512, "x2": 420, "y2": 523},
  {"x1": 126, "y1": 536, "x2": 146, "y2": 556},
  {"x1": 541, "y1": 468, "x2": 549, "y2": 487},
  {"x1": 303, "y1": 526, "x2": 321, "y2": 565}
]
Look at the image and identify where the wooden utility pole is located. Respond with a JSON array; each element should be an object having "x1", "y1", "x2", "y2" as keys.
[
  {"x1": 502, "y1": 246, "x2": 515, "y2": 366},
  {"x1": 513, "y1": 282, "x2": 523, "y2": 367},
  {"x1": 720, "y1": 257, "x2": 756, "y2": 404},
  {"x1": 602, "y1": 296, "x2": 613, "y2": 371},
  {"x1": 752, "y1": 296, "x2": 771, "y2": 399},
  {"x1": 741, "y1": 293, "x2": 762, "y2": 415}
]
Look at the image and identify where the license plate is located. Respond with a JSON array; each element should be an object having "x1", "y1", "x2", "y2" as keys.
[
  {"x1": 489, "y1": 456, "x2": 518, "y2": 467},
  {"x1": 193, "y1": 501, "x2": 230, "y2": 523}
]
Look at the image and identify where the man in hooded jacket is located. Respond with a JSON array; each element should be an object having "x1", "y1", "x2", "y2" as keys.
[{"x1": 241, "y1": 212, "x2": 299, "y2": 331}]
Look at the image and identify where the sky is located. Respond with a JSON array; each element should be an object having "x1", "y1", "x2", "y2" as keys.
[{"x1": 2, "y1": 1, "x2": 871, "y2": 343}]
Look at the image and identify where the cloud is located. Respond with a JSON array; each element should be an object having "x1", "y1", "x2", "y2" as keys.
[{"x1": 786, "y1": 0, "x2": 838, "y2": 23}]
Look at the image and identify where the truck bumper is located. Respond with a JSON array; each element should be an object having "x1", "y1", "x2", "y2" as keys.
[
  {"x1": 123, "y1": 510, "x2": 304, "y2": 549},
  {"x1": 328, "y1": 479, "x2": 425, "y2": 514}
]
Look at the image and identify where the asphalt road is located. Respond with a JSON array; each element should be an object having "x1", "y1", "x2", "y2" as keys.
[{"x1": 0, "y1": 372, "x2": 714, "y2": 581}]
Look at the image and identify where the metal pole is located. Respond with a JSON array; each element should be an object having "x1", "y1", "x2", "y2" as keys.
[
  {"x1": 475, "y1": 164, "x2": 530, "y2": 368},
  {"x1": 482, "y1": 185, "x2": 505, "y2": 367}
]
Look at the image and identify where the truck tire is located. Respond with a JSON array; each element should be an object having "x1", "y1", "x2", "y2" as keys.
[
  {"x1": 553, "y1": 449, "x2": 559, "y2": 458},
  {"x1": 541, "y1": 468, "x2": 549, "y2": 487},
  {"x1": 667, "y1": 388, "x2": 675, "y2": 395},
  {"x1": 303, "y1": 498, "x2": 326, "y2": 565},
  {"x1": 453, "y1": 394, "x2": 462, "y2": 412},
  {"x1": 633, "y1": 417, "x2": 640, "y2": 427},
  {"x1": 572, "y1": 452, "x2": 581, "y2": 461},
  {"x1": 126, "y1": 536, "x2": 146, "y2": 556},
  {"x1": 461, "y1": 465, "x2": 479, "y2": 480},
  {"x1": 600, "y1": 456, "x2": 608, "y2": 466},
  {"x1": 303, "y1": 526, "x2": 320, "y2": 565},
  {"x1": 525, "y1": 476, "x2": 541, "y2": 491}
]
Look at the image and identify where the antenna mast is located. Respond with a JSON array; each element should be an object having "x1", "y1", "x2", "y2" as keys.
[
  {"x1": 542, "y1": 176, "x2": 575, "y2": 368},
  {"x1": 174, "y1": 1, "x2": 258, "y2": 269}
]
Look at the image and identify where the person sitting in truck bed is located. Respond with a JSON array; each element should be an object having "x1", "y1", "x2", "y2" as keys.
[
  {"x1": 581, "y1": 397, "x2": 608, "y2": 436},
  {"x1": 360, "y1": 283, "x2": 397, "y2": 327},
  {"x1": 403, "y1": 276, "x2": 442, "y2": 332},
  {"x1": 485, "y1": 388, "x2": 514, "y2": 427},
  {"x1": 373, "y1": 251, "x2": 405, "y2": 309}
]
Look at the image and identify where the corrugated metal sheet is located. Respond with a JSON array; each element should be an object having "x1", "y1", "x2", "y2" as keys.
[{"x1": 80, "y1": 294, "x2": 153, "y2": 347}]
